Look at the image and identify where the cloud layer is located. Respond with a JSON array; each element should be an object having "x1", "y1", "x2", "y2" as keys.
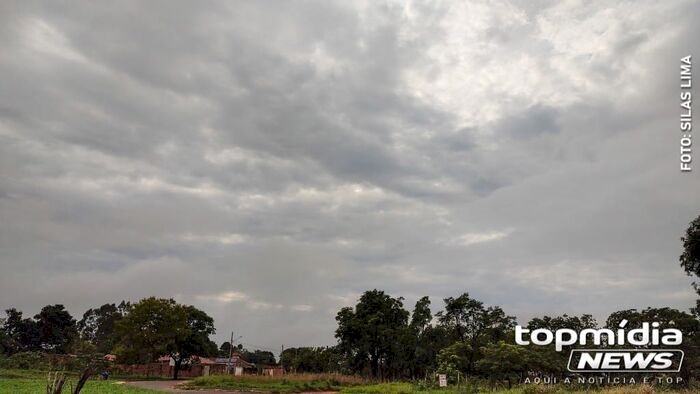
[{"x1": 1, "y1": 0, "x2": 699, "y2": 349}]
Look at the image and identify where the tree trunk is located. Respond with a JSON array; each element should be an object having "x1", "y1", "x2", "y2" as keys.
[{"x1": 370, "y1": 354, "x2": 379, "y2": 378}]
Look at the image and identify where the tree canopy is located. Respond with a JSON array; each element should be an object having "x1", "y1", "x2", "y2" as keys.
[
  {"x1": 114, "y1": 297, "x2": 216, "y2": 379},
  {"x1": 681, "y1": 214, "x2": 700, "y2": 292},
  {"x1": 77, "y1": 301, "x2": 130, "y2": 355},
  {"x1": 335, "y1": 289, "x2": 410, "y2": 378}
]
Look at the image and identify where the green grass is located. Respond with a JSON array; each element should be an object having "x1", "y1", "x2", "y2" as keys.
[
  {"x1": 340, "y1": 382, "x2": 418, "y2": 393},
  {"x1": 186, "y1": 373, "x2": 369, "y2": 392},
  {"x1": 0, "y1": 380, "x2": 161, "y2": 393},
  {"x1": 0, "y1": 369, "x2": 160, "y2": 394},
  {"x1": 184, "y1": 374, "x2": 700, "y2": 394},
  {"x1": 0, "y1": 368, "x2": 48, "y2": 380},
  {"x1": 5, "y1": 369, "x2": 690, "y2": 394}
]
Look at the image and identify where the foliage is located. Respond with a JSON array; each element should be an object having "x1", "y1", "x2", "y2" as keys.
[
  {"x1": 410, "y1": 297, "x2": 451, "y2": 379},
  {"x1": 680, "y1": 214, "x2": 700, "y2": 291},
  {"x1": 604, "y1": 307, "x2": 699, "y2": 333},
  {"x1": 34, "y1": 305, "x2": 79, "y2": 354},
  {"x1": 218, "y1": 341, "x2": 242, "y2": 357},
  {"x1": 240, "y1": 349, "x2": 277, "y2": 365},
  {"x1": 436, "y1": 293, "x2": 516, "y2": 373},
  {"x1": 436, "y1": 342, "x2": 470, "y2": 382},
  {"x1": 0, "y1": 352, "x2": 48, "y2": 370},
  {"x1": 413, "y1": 324, "x2": 451, "y2": 378},
  {"x1": 524, "y1": 314, "x2": 600, "y2": 374},
  {"x1": 78, "y1": 302, "x2": 130, "y2": 355},
  {"x1": 280, "y1": 346, "x2": 344, "y2": 373},
  {"x1": 0, "y1": 306, "x2": 78, "y2": 355},
  {"x1": 410, "y1": 296, "x2": 432, "y2": 333},
  {"x1": 1, "y1": 308, "x2": 41, "y2": 353},
  {"x1": 527, "y1": 314, "x2": 597, "y2": 332},
  {"x1": 114, "y1": 297, "x2": 216, "y2": 379},
  {"x1": 335, "y1": 289, "x2": 410, "y2": 378},
  {"x1": 605, "y1": 307, "x2": 700, "y2": 382},
  {"x1": 476, "y1": 341, "x2": 530, "y2": 388}
]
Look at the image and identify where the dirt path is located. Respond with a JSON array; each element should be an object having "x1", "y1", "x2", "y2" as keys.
[{"x1": 121, "y1": 380, "x2": 251, "y2": 393}]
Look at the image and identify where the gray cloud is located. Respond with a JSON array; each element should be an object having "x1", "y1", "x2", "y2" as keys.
[{"x1": 1, "y1": 0, "x2": 699, "y2": 349}]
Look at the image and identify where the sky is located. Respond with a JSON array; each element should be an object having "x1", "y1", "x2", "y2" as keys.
[{"x1": 1, "y1": 0, "x2": 699, "y2": 352}]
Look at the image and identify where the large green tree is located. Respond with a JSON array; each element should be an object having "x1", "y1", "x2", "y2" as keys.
[
  {"x1": 409, "y1": 296, "x2": 432, "y2": 333},
  {"x1": 681, "y1": 214, "x2": 700, "y2": 300},
  {"x1": 34, "y1": 305, "x2": 78, "y2": 353},
  {"x1": 408, "y1": 296, "x2": 434, "y2": 378},
  {"x1": 681, "y1": 214, "x2": 700, "y2": 272},
  {"x1": 114, "y1": 298, "x2": 216, "y2": 379},
  {"x1": 678, "y1": 215, "x2": 700, "y2": 382},
  {"x1": 335, "y1": 289, "x2": 410, "y2": 378},
  {"x1": 1, "y1": 305, "x2": 78, "y2": 354},
  {"x1": 280, "y1": 346, "x2": 343, "y2": 373},
  {"x1": 218, "y1": 341, "x2": 234, "y2": 357},
  {"x1": 406, "y1": 296, "x2": 451, "y2": 379},
  {"x1": 436, "y1": 341, "x2": 470, "y2": 381},
  {"x1": 476, "y1": 341, "x2": 530, "y2": 388},
  {"x1": 78, "y1": 301, "x2": 131, "y2": 354},
  {"x1": 436, "y1": 293, "x2": 515, "y2": 373},
  {"x1": 1, "y1": 308, "x2": 40, "y2": 354},
  {"x1": 240, "y1": 349, "x2": 276, "y2": 365}
]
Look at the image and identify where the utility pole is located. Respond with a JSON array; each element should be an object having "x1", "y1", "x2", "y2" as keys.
[
  {"x1": 280, "y1": 344, "x2": 284, "y2": 372},
  {"x1": 228, "y1": 331, "x2": 234, "y2": 374}
]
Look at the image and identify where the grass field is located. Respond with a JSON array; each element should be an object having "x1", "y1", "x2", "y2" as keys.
[
  {"x1": 185, "y1": 374, "x2": 697, "y2": 393},
  {"x1": 185, "y1": 372, "x2": 369, "y2": 392},
  {"x1": 0, "y1": 369, "x2": 160, "y2": 394},
  {"x1": 2, "y1": 370, "x2": 697, "y2": 394}
]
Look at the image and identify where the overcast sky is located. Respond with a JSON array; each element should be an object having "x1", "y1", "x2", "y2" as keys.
[{"x1": 1, "y1": 0, "x2": 699, "y2": 351}]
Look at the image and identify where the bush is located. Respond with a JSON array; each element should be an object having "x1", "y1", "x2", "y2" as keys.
[{"x1": 0, "y1": 352, "x2": 49, "y2": 370}]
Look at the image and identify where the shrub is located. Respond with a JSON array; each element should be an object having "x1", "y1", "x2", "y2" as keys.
[{"x1": 0, "y1": 352, "x2": 49, "y2": 370}]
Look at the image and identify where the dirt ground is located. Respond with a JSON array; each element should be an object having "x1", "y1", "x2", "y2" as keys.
[{"x1": 122, "y1": 380, "x2": 244, "y2": 393}]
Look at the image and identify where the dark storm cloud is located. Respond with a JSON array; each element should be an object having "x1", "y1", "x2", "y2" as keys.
[{"x1": 1, "y1": 0, "x2": 699, "y2": 348}]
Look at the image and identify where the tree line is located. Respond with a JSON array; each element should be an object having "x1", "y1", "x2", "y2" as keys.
[
  {"x1": 0, "y1": 297, "x2": 273, "y2": 379},
  {"x1": 284, "y1": 213, "x2": 700, "y2": 385},
  {"x1": 280, "y1": 291, "x2": 700, "y2": 386},
  {"x1": 2, "y1": 213, "x2": 700, "y2": 385}
]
